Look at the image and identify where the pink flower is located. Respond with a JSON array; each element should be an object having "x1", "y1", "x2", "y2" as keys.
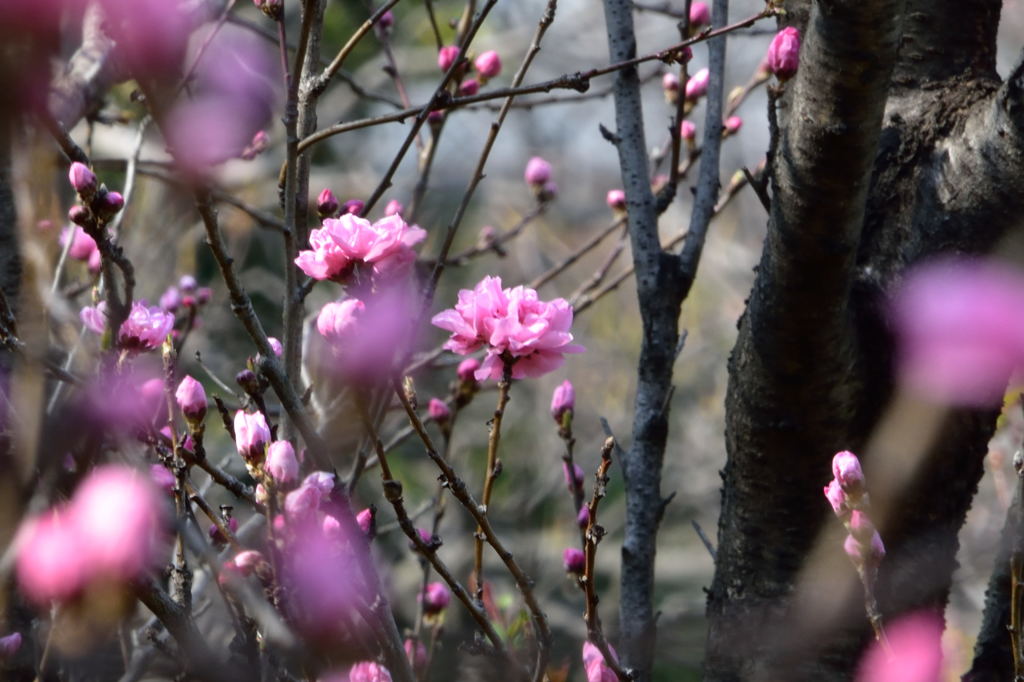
[
  {"x1": 348, "y1": 662, "x2": 393, "y2": 682},
  {"x1": 285, "y1": 484, "x2": 322, "y2": 521},
  {"x1": 234, "y1": 410, "x2": 271, "y2": 461},
  {"x1": 662, "y1": 72, "x2": 679, "y2": 93},
  {"x1": 283, "y1": 523, "x2": 362, "y2": 641},
  {"x1": 474, "y1": 50, "x2": 501, "y2": 79},
  {"x1": 577, "y1": 506, "x2": 590, "y2": 528},
  {"x1": 680, "y1": 120, "x2": 697, "y2": 141},
  {"x1": 304, "y1": 471, "x2": 336, "y2": 495},
  {"x1": 294, "y1": 214, "x2": 426, "y2": 282},
  {"x1": 68, "y1": 162, "x2": 97, "y2": 196},
  {"x1": 356, "y1": 507, "x2": 374, "y2": 536},
  {"x1": 823, "y1": 479, "x2": 848, "y2": 519},
  {"x1": 431, "y1": 276, "x2": 584, "y2": 381},
  {"x1": 344, "y1": 199, "x2": 365, "y2": 215},
  {"x1": 892, "y1": 258, "x2": 1024, "y2": 405},
  {"x1": 457, "y1": 357, "x2": 480, "y2": 382},
  {"x1": 266, "y1": 440, "x2": 300, "y2": 485},
  {"x1": 81, "y1": 300, "x2": 175, "y2": 351},
  {"x1": 563, "y1": 547, "x2": 585, "y2": 574},
  {"x1": 15, "y1": 510, "x2": 89, "y2": 604},
  {"x1": 832, "y1": 451, "x2": 865, "y2": 499},
  {"x1": 606, "y1": 190, "x2": 626, "y2": 211},
  {"x1": 61, "y1": 226, "x2": 98, "y2": 261},
  {"x1": 317, "y1": 299, "x2": 366, "y2": 345},
  {"x1": 582, "y1": 641, "x2": 619, "y2": 682},
  {"x1": 766, "y1": 27, "x2": 801, "y2": 81},
  {"x1": 724, "y1": 116, "x2": 742, "y2": 135},
  {"x1": 268, "y1": 336, "x2": 284, "y2": 357},
  {"x1": 551, "y1": 379, "x2": 575, "y2": 421},
  {"x1": 427, "y1": 398, "x2": 450, "y2": 423},
  {"x1": 98, "y1": 0, "x2": 190, "y2": 76},
  {"x1": 524, "y1": 157, "x2": 552, "y2": 186},
  {"x1": 855, "y1": 611, "x2": 943, "y2": 682},
  {"x1": 420, "y1": 581, "x2": 450, "y2": 614},
  {"x1": 689, "y1": 1, "x2": 710, "y2": 28},
  {"x1": 232, "y1": 550, "x2": 265, "y2": 576},
  {"x1": 317, "y1": 188, "x2": 340, "y2": 218},
  {"x1": 240, "y1": 129, "x2": 269, "y2": 160},
  {"x1": 175, "y1": 375, "x2": 207, "y2": 423},
  {"x1": 685, "y1": 68, "x2": 709, "y2": 99},
  {"x1": 438, "y1": 45, "x2": 460, "y2": 71}
]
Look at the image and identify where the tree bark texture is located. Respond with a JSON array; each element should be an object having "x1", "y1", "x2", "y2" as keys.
[{"x1": 706, "y1": 0, "x2": 1024, "y2": 679}]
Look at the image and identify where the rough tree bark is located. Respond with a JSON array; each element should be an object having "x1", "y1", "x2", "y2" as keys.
[{"x1": 705, "y1": 0, "x2": 1024, "y2": 679}]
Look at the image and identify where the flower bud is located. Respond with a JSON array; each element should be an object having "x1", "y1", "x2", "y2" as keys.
[
  {"x1": 723, "y1": 116, "x2": 743, "y2": 137},
  {"x1": 378, "y1": 10, "x2": 394, "y2": 30},
  {"x1": 563, "y1": 547, "x2": 585, "y2": 574},
  {"x1": 474, "y1": 50, "x2": 502, "y2": 79},
  {"x1": 236, "y1": 369, "x2": 260, "y2": 395},
  {"x1": 68, "y1": 204, "x2": 90, "y2": 226},
  {"x1": 240, "y1": 130, "x2": 269, "y2": 160},
  {"x1": 317, "y1": 188, "x2": 340, "y2": 219},
  {"x1": 457, "y1": 357, "x2": 480, "y2": 382},
  {"x1": 563, "y1": 462, "x2": 585, "y2": 491},
  {"x1": 303, "y1": 470, "x2": 336, "y2": 495},
  {"x1": 61, "y1": 226, "x2": 98, "y2": 261},
  {"x1": 234, "y1": 410, "x2": 271, "y2": 462},
  {"x1": 405, "y1": 638, "x2": 428, "y2": 672},
  {"x1": 266, "y1": 440, "x2": 300, "y2": 485},
  {"x1": 680, "y1": 120, "x2": 697, "y2": 142},
  {"x1": 151, "y1": 464, "x2": 176, "y2": 493},
  {"x1": 348, "y1": 661, "x2": 393, "y2": 682},
  {"x1": 551, "y1": 379, "x2": 575, "y2": 423},
  {"x1": 160, "y1": 286, "x2": 181, "y2": 311},
  {"x1": 68, "y1": 162, "x2": 97, "y2": 197},
  {"x1": 458, "y1": 78, "x2": 480, "y2": 96},
  {"x1": 343, "y1": 199, "x2": 365, "y2": 216},
  {"x1": 685, "y1": 68, "x2": 709, "y2": 100},
  {"x1": 284, "y1": 484, "x2": 321, "y2": 521},
  {"x1": 175, "y1": 375, "x2": 207, "y2": 424},
  {"x1": 689, "y1": 1, "x2": 710, "y2": 29},
  {"x1": 844, "y1": 530, "x2": 885, "y2": 571},
  {"x1": 232, "y1": 549, "x2": 265, "y2": 576},
  {"x1": 766, "y1": 27, "x2": 801, "y2": 81},
  {"x1": 832, "y1": 451, "x2": 865, "y2": 499},
  {"x1": 577, "y1": 505, "x2": 590, "y2": 529},
  {"x1": 606, "y1": 189, "x2": 626, "y2": 212},
  {"x1": 253, "y1": 0, "x2": 283, "y2": 19},
  {"x1": 662, "y1": 72, "x2": 679, "y2": 103},
  {"x1": 823, "y1": 479, "x2": 849, "y2": 519},
  {"x1": 438, "y1": 45, "x2": 460, "y2": 72},
  {"x1": 428, "y1": 398, "x2": 451, "y2": 424},
  {"x1": 420, "y1": 581, "x2": 451, "y2": 614},
  {"x1": 95, "y1": 191, "x2": 124, "y2": 221},
  {"x1": 384, "y1": 199, "x2": 404, "y2": 216},
  {"x1": 267, "y1": 336, "x2": 284, "y2": 357},
  {"x1": 524, "y1": 156, "x2": 552, "y2": 187},
  {"x1": 357, "y1": 507, "x2": 375, "y2": 537},
  {"x1": 209, "y1": 517, "x2": 239, "y2": 544}
]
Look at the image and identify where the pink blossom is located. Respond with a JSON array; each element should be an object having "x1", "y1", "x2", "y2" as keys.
[
  {"x1": 175, "y1": 375, "x2": 207, "y2": 423},
  {"x1": 524, "y1": 157, "x2": 552, "y2": 186},
  {"x1": 431, "y1": 276, "x2": 584, "y2": 381},
  {"x1": 420, "y1": 581, "x2": 450, "y2": 614},
  {"x1": 458, "y1": 78, "x2": 480, "y2": 96},
  {"x1": 267, "y1": 440, "x2": 300, "y2": 485},
  {"x1": 680, "y1": 120, "x2": 697, "y2": 141},
  {"x1": 61, "y1": 226, "x2": 98, "y2": 261},
  {"x1": 348, "y1": 662, "x2": 393, "y2": 682},
  {"x1": 475, "y1": 50, "x2": 502, "y2": 79},
  {"x1": 427, "y1": 398, "x2": 450, "y2": 423},
  {"x1": 304, "y1": 471, "x2": 337, "y2": 496},
  {"x1": 843, "y1": 530, "x2": 885, "y2": 571},
  {"x1": 98, "y1": 0, "x2": 191, "y2": 76},
  {"x1": 823, "y1": 479, "x2": 848, "y2": 519},
  {"x1": 81, "y1": 300, "x2": 175, "y2": 352},
  {"x1": 551, "y1": 379, "x2": 575, "y2": 421},
  {"x1": 832, "y1": 450, "x2": 865, "y2": 499},
  {"x1": 283, "y1": 523, "x2": 361, "y2": 640},
  {"x1": 232, "y1": 550, "x2": 265, "y2": 576},
  {"x1": 294, "y1": 213, "x2": 426, "y2": 282},
  {"x1": 606, "y1": 190, "x2": 626, "y2": 211},
  {"x1": 855, "y1": 611, "x2": 943, "y2": 682},
  {"x1": 317, "y1": 188, "x2": 340, "y2": 218},
  {"x1": 438, "y1": 45, "x2": 460, "y2": 71},
  {"x1": 15, "y1": 510, "x2": 89, "y2": 604},
  {"x1": 356, "y1": 508, "x2": 374, "y2": 536},
  {"x1": 285, "y1": 484, "x2": 322, "y2": 521},
  {"x1": 457, "y1": 357, "x2": 481, "y2": 382},
  {"x1": 68, "y1": 162, "x2": 97, "y2": 196},
  {"x1": 317, "y1": 299, "x2": 366, "y2": 345},
  {"x1": 724, "y1": 116, "x2": 743, "y2": 135},
  {"x1": 344, "y1": 199, "x2": 365, "y2": 215},
  {"x1": 891, "y1": 258, "x2": 1024, "y2": 405},
  {"x1": 582, "y1": 641, "x2": 619, "y2": 682},
  {"x1": 159, "y1": 286, "x2": 181, "y2": 311},
  {"x1": 234, "y1": 410, "x2": 271, "y2": 461},
  {"x1": 766, "y1": 27, "x2": 801, "y2": 81},
  {"x1": 563, "y1": 547, "x2": 585, "y2": 574},
  {"x1": 384, "y1": 199, "x2": 404, "y2": 216},
  {"x1": 689, "y1": 1, "x2": 710, "y2": 28},
  {"x1": 685, "y1": 68, "x2": 709, "y2": 99}
]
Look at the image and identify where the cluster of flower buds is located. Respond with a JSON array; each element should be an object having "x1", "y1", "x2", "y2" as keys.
[
  {"x1": 437, "y1": 45, "x2": 503, "y2": 97},
  {"x1": 67, "y1": 161, "x2": 124, "y2": 229},
  {"x1": 404, "y1": 637, "x2": 428, "y2": 675},
  {"x1": 159, "y1": 275, "x2": 213, "y2": 316},
  {"x1": 824, "y1": 451, "x2": 885, "y2": 579},
  {"x1": 60, "y1": 225, "x2": 101, "y2": 274},
  {"x1": 523, "y1": 156, "x2": 558, "y2": 202}
]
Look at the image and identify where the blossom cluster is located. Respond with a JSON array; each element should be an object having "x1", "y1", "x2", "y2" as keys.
[
  {"x1": 81, "y1": 300, "x2": 176, "y2": 352},
  {"x1": 294, "y1": 213, "x2": 426, "y2": 284},
  {"x1": 823, "y1": 451, "x2": 885, "y2": 576},
  {"x1": 431, "y1": 276, "x2": 584, "y2": 381}
]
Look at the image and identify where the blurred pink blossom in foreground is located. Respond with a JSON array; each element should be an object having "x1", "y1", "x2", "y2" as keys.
[
  {"x1": 582, "y1": 640, "x2": 619, "y2": 682},
  {"x1": 16, "y1": 465, "x2": 165, "y2": 605},
  {"x1": 295, "y1": 214, "x2": 426, "y2": 283},
  {"x1": 432, "y1": 276, "x2": 584, "y2": 380},
  {"x1": 855, "y1": 611, "x2": 943, "y2": 682},
  {"x1": 81, "y1": 300, "x2": 175, "y2": 351},
  {"x1": 891, "y1": 258, "x2": 1024, "y2": 405}
]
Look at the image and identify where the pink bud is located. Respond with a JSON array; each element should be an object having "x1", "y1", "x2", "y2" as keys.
[
  {"x1": 844, "y1": 530, "x2": 885, "y2": 571},
  {"x1": 583, "y1": 641, "x2": 619, "y2": 682},
  {"x1": 384, "y1": 199, "x2": 404, "y2": 216},
  {"x1": 458, "y1": 78, "x2": 480, "y2": 96},
  {"x1": 689, "y1": 1, "x2": 710, "y2": 28},
  {"x1": 95, "y1": 191, "x2": 124, "y2": 220},
  {"x1": 322, "y1": 513, "x2": 343, "y2": 540},
  {"x1": 356, "y1": 507, "x2": 375, "y2": 537},
  {"x1": 317, "y1": 188, "x2": 340, "y2": 218},
  {"x1": 848, "y1": 510, "x2": 877, "y2": 543},
  {"x1": 766, "y1": 27, "x2": 801, "y2": 81},
  {"x1": 680, "y1": 120, "x2": 697, "y2": 141},
  {"x1": 284, "y1": 484, "x2": 322, "y2": 521},
  {"x1": 87, "y1": 248, "x2": 101, "y2": 274},
  {"x1": 234, "y1": 410, "x2": 271, "y2": 462},
  {"x1": 378, "y1": 10, "x2": 394, "y2": 30},
  {"x1": 524, "y1": 156, "x2": 552, "y2": 186},
  {"x1": 316, "y1": 298, "x2": 365, "y2": 345},
  {"x1": 151, "y1": 464, "x2": 176, "y2": 493},
  {"x1": 267, "y1": 336, "x2": 284, "y2": 357},
  {"x1": 175, "y1": 375, "x2": 207, "y2": 423},
  {"x1": 0, "y1": 632, "x2": 22, "y2": 660},
  {"x1": 542, "y1": 180, "x2": 558, "y2": 199},
  {"x1": 159, "y1": 286, "x2": 181, "y2": 311},
  {"x1": 577, "y1": 505, "x2": 590, "y2": 528},
  {"x1": 343, "y1": 199, "x2": 365, "y2": 215},
  {"x1": 685, "y1": 68, "x2": 709, "y2": 99},
  {"x1": 823, "y1": 479, "x2": 848, "y2": 519},
  {"x1": 551, "y1": 379, "x2": 575, "y2": 422},
  {"x1": 832, "y1": 451, "x2": 865, "y2": 498},
  {"x1": 420, "y1": 581, "x2": 450, "y2": 614},
  {"x1": 563, "y1": 547, "x2": 585, "y2": 574},
  {"x1": 427, "y1": 398, "x2": 451, "y2": 424},
  {"x1": 255, "y1": 484, "x2": 269, "y2": 505},
  {"x1": 68, "y1": 162, "x2": 97, "y2": 196},
  {"x1": 427, "y1": 110, "x2": 445, "y2": 125},
  {"x1": 724, "y1": 116, "x2": 742, "y2": 135},
  {"x1": 563, "y1": 462, "x2": 585, "y2": 490},
  {"x1": 61, "y1": 226, "x2": 98, "y2": 261},
  {"x1": 68, "y1": 205, "x2": 90, "y2": 226},
  {"x1": 303, "y1": 470, "x2": 336, "y2": 495},
  {"x1": 662, "y1": 72, "x2": 679, "y2": 92},
  {"x1": 240, "y1": 129, "x2": 269, "y2": 160},
  {"x1": 438, "y1": 45, "x2": 460, "y2": 72},
  {"x1": 457, "y1": 357, "x2": 480, "y2": 382},
  {"x1": 233, "y1": 550, "x2": 264, "y2": 576},
  {"x1": 405, "y1": 638, "x2": 428, "y2": 671},
  {"x1": 209, "y1": 517, "x2": 239, "y2": 543},
  {"x1": 348, "y1": 661, "x2": 393, "y2": 682},
  {"x1": 266, "y1": 440, "x2": 300, "y2": 485},
  {"x1": 411, "y1": 527, "x2": 434, "y2": 549},
  {"x1": 15, "y1": 510, "x2": 88, "y2": 604},
  {"x1": 474, "y1": 50, "x2": 501, "y2": 79},
  {"x1": 606, "y1": 190, "x2": 626, "y2": 211}
]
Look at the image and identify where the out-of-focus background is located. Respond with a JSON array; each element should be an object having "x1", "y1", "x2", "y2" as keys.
[{"x1": 39, "y1": 0, "x2": 1024, "y2": 678}]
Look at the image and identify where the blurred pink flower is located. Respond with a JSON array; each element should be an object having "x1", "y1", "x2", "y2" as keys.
[
  {"x1": 150, "y1": 464, "x2": 176, "y2": 494},
  {"x1": 285, "y1": 484, "x2": 322, "y2": 521},
  {"x1": 420, "y1": 581, "x2": 451, "y2": 614},
  {"x1": 766, "y1": 27, "x2": 801, "y2": 81},
  {"x1": 232, "y1": 550, "x2": 265, "y2": 576},
  {"x1": 405, "y1": 638, "x2": 427, "y2": 671},
  {"x1": 427, "y1": 398, "x2": 450, "y2": 423},
  {"x1": 856, "y1": 611, "x2": 943, "y2": 682},
  {"x1": 662, "y1": 72, "x2": 679, "y2": 93},
  {"x1": 892, "y1": 258, "x2": 1024, "y2": 405},
  {"x1": 458, "y1": 78, "x2": 480, "y2": 96},
  {"x1": 685, "y1": 68, "x2": 709, "y2": 99},
  {"x1": 99, "y1": 0, "x2": 191, "y2": 76},
  {"x1": 304, "y1": 471, "x2": 336, "y2": 495},
  {"x1": 348, "y1": 662, "x2": 393, "y2": 682},
  {"x1": 317, "y1": 299, "x2": 366, "y2": 345},
  {"x1": 0, "y1": 632, "x2": 22, "y2": 660},
  {"x1": 81, "y1": 301, "x2": 175, "y2": 352},
  {"x1": 16, "y1": 510, "x2": 89, "y2": 604},
  {"x1": 681, "y1": 120, "x2": 697, "y2": 141},
  {"x1": 356, "y1": 507, "x2": 374, "y2": 536},
  {"x1": 551, "y1": 379, "x2": 575, "y2": 421},
  {"x1": 60, "y1": 226, "x2": 98, "y2": 262},
  {"x1": 384, "y1": 199, "x2": 404, "y2": 217},
  {"x1": 457, "y1": 357, "x2": 480, "y2": 382},
  {"x1": 524, "y1": 157, "x2": 552, "y2": 186},
  {"x1": 282, "y1": 522, "x2": 362, "y2": 641},
  {"x1": 582, "y1": 641, "x2": 619, "y2": 682},
  {"x1": 295, "y1": 214, "x2": 426, "y2": 282},
  {"x1": 431, "y1": 276, "x2": 584, "y2": 381}
]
